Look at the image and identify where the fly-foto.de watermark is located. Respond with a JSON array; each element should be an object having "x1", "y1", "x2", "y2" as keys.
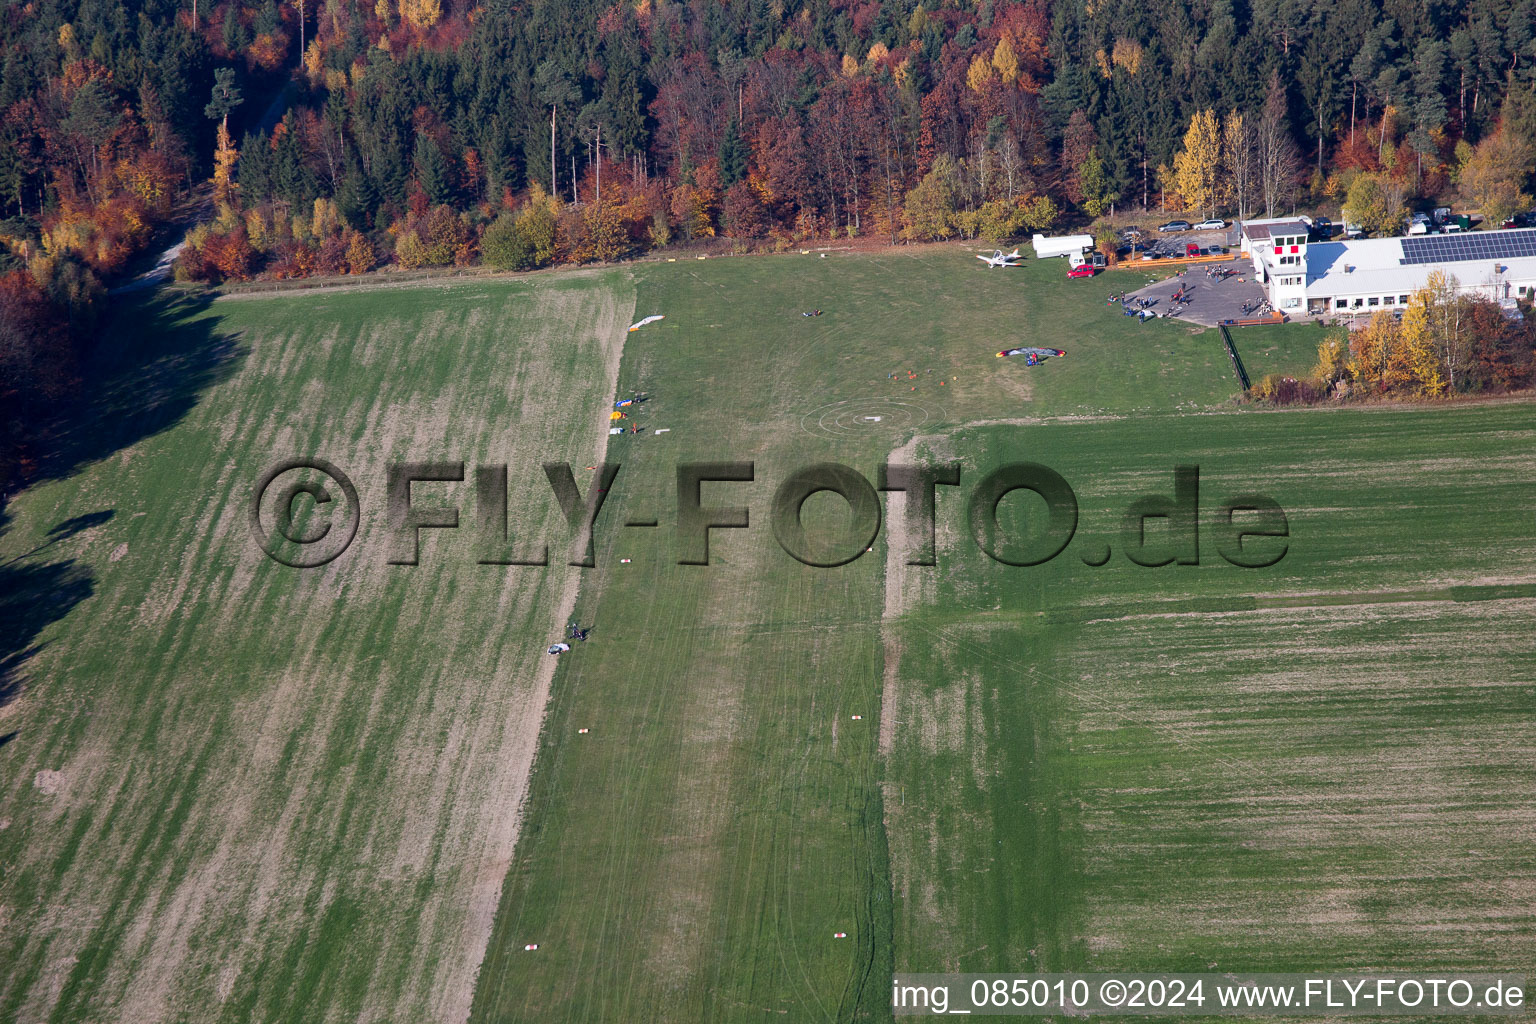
[
  {"x1": 248, "y1": 459, "x2": 1290, "y2": 570},
  {"x1": 891, "y1": 974, "x2": 1526, "y2": 1016}
]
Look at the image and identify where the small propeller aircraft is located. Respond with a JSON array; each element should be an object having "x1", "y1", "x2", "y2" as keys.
[
  {"x1": 975, "y1": 248, "x2": 1024, "y2": 269},
  {"x1": 997, "y1": 347, "x2": 1066, "y2": 365}
]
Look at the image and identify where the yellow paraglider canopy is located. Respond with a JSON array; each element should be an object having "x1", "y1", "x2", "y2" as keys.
[{"x1": 610, "y1": 410, "x2": 625, "y2": 421}]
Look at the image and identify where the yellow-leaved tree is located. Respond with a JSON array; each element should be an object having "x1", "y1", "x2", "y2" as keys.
[
  {"x1": 966, "y1": 53, "x2": 996, "y2": 93},
  {"x1": 1309, "y1": 334, "x2": 1347, "y2": 391},
  {"x1": 1110, "y1": 38, "x2": 1143, "y2": 75},
  {"x1": 1347, "y1": 311, "x2": 1408, "y2": 394},
  {"x1": 398, "y1": 0, "x2": 440, "y2": 30},
  {"x1": 1398, "y1": 291, "x2": 1446, "y2": 395},
  {"x1": 303, "y1": 40, "x2": 324, "y2": 84},
  {"x1": 212, "y1": 122, "x2": 239, "y2": 206},
  {"x1": 1173, "y1": 109, "x2": 1222, "y2": 218},
  {"x1": 992, "y1": 37, "x2": 1020, "y2": 85}
]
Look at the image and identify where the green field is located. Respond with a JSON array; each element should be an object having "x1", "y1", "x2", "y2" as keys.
[
  {"x1": 0, "y1": 272, "x2": 636, "y2": 1021},
  {"x1": 1228, "y1": 320, "x2": 1344, "y2": 381},
  {"x1": 1, "y1": 249, "x2": 1534, "y2": 1023}
]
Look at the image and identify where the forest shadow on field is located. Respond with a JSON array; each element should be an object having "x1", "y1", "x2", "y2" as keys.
[
  {"x1": 29, "y1": 289, "x2": 244, "y2": 489},
  {"x1": 0, "y1": 288, "x2": 242, "y2": 724},
  {"x1": 0, "y1": 557, "x2": 96, "y2": 714}
]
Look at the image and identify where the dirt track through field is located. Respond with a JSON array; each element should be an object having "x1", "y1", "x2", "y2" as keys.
[{"x1": 434, "y1": 282, "x2": 630, "y2": 1023}]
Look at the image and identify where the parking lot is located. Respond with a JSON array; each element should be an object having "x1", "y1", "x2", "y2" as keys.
[{"x1": 1120, "y1": 224, "x2": 1238, "y2": 260}]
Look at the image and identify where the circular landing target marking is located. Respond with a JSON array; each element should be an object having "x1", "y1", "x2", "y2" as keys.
[{"x1": 799, "y1": 399, "x2": 947, "y2": 439}]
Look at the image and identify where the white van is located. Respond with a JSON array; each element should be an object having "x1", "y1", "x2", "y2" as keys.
[{"x1": 1032, "y1": 233, "x2": 1095, "y2": 259}]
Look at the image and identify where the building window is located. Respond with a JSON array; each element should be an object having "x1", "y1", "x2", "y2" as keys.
[
  {"x1": 1520, "y1": 286, "x2": 1529, "y2": 297},
  {"x1": 1368, "y1": 297, "x2": 1380, "y2": 307},
  {"x1": 1398, "y1": 295, "x2": 1409, "y2": 305},
  {"x1": 1335, "y1": 299, "x2": 1347, "y2": 309},
  {"x1": 1353, "y1": 298, "x2": 1364, "y2": 307},
  {"x1": 1283, "y1": 297, "x2": 1300, "y2": 308}
]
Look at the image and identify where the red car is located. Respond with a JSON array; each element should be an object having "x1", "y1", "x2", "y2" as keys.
[
  {"x1": 1185, "y1": 242, "x2": 1200, "y2": 256},
  {"x1": 1067, "y1": 264, "x2": 1098, "y2": 278}
]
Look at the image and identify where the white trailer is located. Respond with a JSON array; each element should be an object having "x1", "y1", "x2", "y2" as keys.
[{"x1": 1031, "y1": 233, "x2": 1094, "y2": 259}]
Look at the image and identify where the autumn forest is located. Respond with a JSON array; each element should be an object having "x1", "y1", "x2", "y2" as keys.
[{"x1": 5, "y1": 0, "x2": 1536, "y2": 483}]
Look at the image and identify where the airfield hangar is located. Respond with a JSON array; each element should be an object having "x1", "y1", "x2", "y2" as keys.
[{"x1": 1239, "y1": 217, "x2": 1536, "y2": 317}]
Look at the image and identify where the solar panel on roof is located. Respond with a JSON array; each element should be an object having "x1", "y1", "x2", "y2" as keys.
[{"x1": 1400, "y1": 229, "x2": 1536, "y2": 265}]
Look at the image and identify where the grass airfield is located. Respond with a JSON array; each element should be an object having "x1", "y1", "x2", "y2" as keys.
[{"x1": 0, "y1": 249, "x2": 1533, "y2": 1023}]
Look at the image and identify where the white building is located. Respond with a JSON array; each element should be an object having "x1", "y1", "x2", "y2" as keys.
[{"x1": 1239, "y1": 218, "x2": 1536, "y2": 316}]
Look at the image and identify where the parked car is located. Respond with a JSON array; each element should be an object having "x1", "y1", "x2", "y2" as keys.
[
  {"x1": 1310, "y1": 217, "x2": 1333, "y2": 237},
  {"x1": 1139, "y1": 252, "x2": 1163, "y2": 260},
  {"x1": 1194, "y1": 218, "x2": 1225, "y2": 230},
  {"x1": 1158, "y1": 220, "x2": 1192, "y2": 232},
  {"x1": 1067, "y1": 264, "x2": 1098, "y2": 278},
  {"x1": 1185, "y1": 242, "x2": 1200, "y2": 256}
]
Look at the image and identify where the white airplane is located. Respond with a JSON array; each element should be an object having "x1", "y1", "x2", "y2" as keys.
[{"x1": 976, "y1": 248, "x2": 1023, "y2": 268}]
